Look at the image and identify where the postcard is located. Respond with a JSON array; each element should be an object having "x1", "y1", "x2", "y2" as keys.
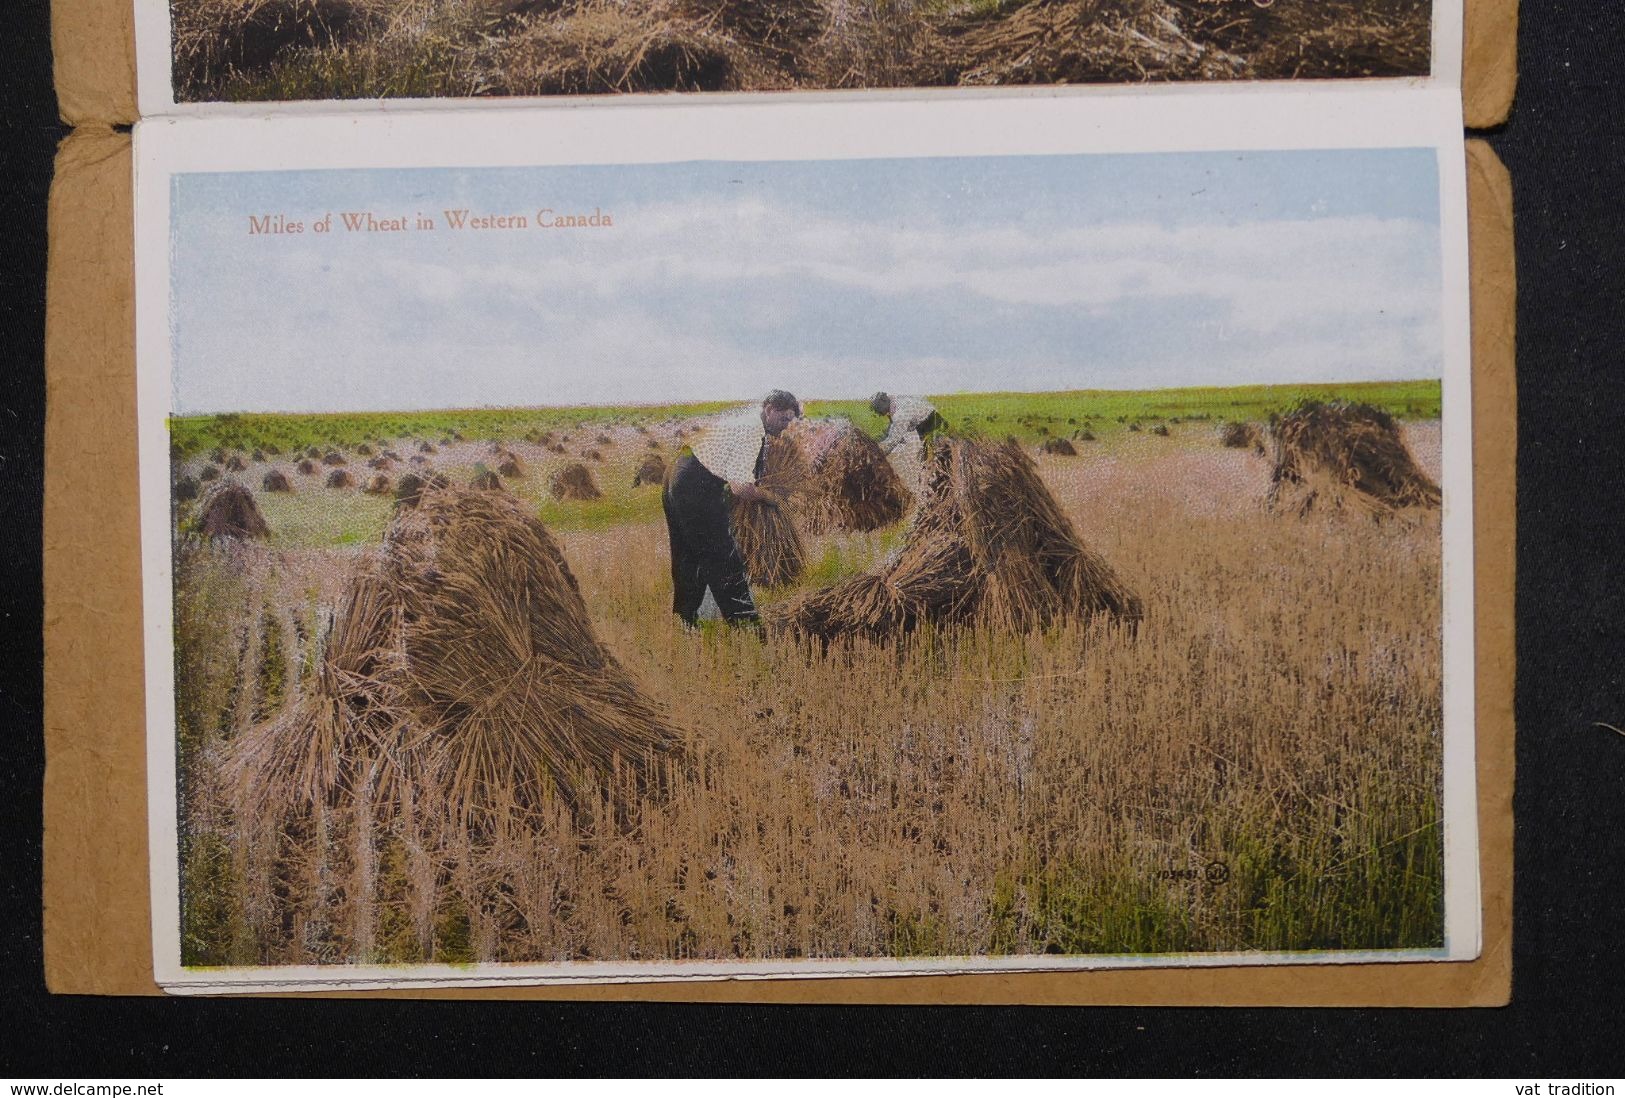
[
  {"x1": 135, "y1": 0, "x2": 1464, "y2": 112},
  {"x1": 134, "y1": 92, "x2": 1477, "y2": 992}
]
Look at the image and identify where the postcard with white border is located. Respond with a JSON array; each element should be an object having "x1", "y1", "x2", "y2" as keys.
[
  {"x1": 134, "y1": 90, "x2": 1478, "y2": 993},
  {"x1": 134, "y1": 0, "x2": 1465, "y2": 114}
]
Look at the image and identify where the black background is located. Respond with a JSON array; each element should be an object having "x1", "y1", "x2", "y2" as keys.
[{"x1": 3, "y1": 1, "x2": 1622, "y2": 1077}]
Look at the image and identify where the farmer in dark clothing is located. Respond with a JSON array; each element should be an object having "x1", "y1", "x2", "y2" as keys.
[{"x1": 663, "y1": 390, "x2": 801, "y2": 627}]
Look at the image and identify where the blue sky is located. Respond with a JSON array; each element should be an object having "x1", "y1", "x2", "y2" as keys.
[{"x1": 170, "y1": 148, "x2": 1442, "y2": 414}]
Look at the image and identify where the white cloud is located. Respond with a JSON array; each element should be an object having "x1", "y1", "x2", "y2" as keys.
[
  {"x1": 175, "y1": 192, "x2": 1442, "y2": 412},
  {"x1": 279, "y1": 196, "x2": 1439, "y2": 321}
]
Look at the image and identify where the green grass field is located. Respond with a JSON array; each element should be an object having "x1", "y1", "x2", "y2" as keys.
[{"x1": 171, "y1": 379, "x2": 1441, "y2": 458}]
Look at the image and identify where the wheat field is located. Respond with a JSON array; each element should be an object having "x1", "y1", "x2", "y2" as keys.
[
  {"x1": 174, "y1": 414, "x2": 1444, "y2": 967},
  {"x1": 170, "y1": 0, "x2": 1433, "y2": 103}
]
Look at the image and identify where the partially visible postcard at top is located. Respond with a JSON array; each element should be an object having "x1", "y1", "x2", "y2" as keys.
[
  {"x1": 134, "y1": 0, "x2": 1464, "y2": 114},
  {"x1": 133, "y1": 91, "x2": 1479, "y2": 992}
]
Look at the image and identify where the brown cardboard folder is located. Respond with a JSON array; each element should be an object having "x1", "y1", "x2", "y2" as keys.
[{"x1": 42, "y1": 0, "x2": 1519, "y2": 1003}]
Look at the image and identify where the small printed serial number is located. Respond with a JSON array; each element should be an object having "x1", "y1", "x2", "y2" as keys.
[{"x1": 1157, "y1": 861, "x2": 1231, "y2": 884}]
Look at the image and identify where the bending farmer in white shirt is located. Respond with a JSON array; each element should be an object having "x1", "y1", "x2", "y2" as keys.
[
  {"x1": 870, "y1": 392, "x2": 948, "y2": 493},
  {"x1": 663, "y1": 390, "x2": 802, "y2": 627}
]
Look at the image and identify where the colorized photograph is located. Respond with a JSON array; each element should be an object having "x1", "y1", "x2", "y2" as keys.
[
  {"x1": 165, "y1": 0, "x2": 1435, "y2": 102},
  {"x1": 157, "y1": 147, "x2": 1458, "y2": 976}
]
